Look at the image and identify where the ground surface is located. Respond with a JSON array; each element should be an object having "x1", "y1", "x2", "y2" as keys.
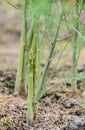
[
  {"x1": 0, "y1": 71, "x2": 85, "y2": 130},
  {"x1": 0, "y1": 3, "x2": 85, "y2": 130}
]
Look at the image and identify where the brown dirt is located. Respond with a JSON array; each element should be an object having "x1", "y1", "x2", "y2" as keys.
[{"x1": 0, "y1": 71, "x2": 85, "y2": 130}]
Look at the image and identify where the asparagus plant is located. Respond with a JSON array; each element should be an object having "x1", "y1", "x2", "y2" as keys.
[
  {"x1": 14, "y1": 0, "x2": 54, "y2": 121},
  {"x1": 5, "y1": 0, "x2": 85, "y2": 122}
]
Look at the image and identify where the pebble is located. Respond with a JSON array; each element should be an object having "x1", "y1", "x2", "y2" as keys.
[
  {"x1": 67, "y1": 116, "x2": 85, "y2": 130},
  {"x1": 77, "y1": 64, "x2": 85, "y2": 73}
]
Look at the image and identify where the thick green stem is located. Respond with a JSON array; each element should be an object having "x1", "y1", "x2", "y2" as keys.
[
  {"x1": 15, "y1": 1, "x2": 27, "y2": 95},
  {"x1": 33, "y1": 24, "x2": 41, "y2": 119},
  {"x1": 27, "y1": 22, "x2": 39, "y2": 120},
  {"x1": 32, "y1": 24, "x2": 37, "y2": 119},
  {"x1": 19, "y1": 0, "x2": 28, "y2": 95},
  {"x1": 36, "y1": 25, "x2": 41, "y2": 86},
  {"x1": 27, "y1": 49, "x2": 34, "y2": 121}
]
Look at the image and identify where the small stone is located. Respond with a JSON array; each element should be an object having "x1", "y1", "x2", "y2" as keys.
[
  {"x1": 68, "y1": 122, "x2": 78, "y2": 130},
  {"x1": 75, "y1": 110, "x2": 82, "y2": 116},
  {"x1": 77, "y1": 64, "x2": 85, "y2": 73},
  {"x1": 71, "y1": 116, "x2": 85, "y2": 126},
  {"x1": 63, "y1": 100, "x2": 74, "y2": 108}
]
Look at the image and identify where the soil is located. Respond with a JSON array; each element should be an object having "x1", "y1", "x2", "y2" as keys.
[
  {"x1": 0, "y1": 3, "x2": 85, "y2": 130},
  {"x1": 0, "y1": 71, "x2": 85, "y2": 130}
]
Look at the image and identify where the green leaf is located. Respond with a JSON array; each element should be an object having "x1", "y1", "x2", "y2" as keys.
[{"x1": 0, "y1": 120, "x2": 15, "y2": 130}]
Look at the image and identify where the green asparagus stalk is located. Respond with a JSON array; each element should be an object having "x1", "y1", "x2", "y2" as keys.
[
  {"x1": 27, "y1": 48, "x2": 34, "y2": 121},
  {"x1": 15, "y1": 0, "x2": 27, "y2": 95}
]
